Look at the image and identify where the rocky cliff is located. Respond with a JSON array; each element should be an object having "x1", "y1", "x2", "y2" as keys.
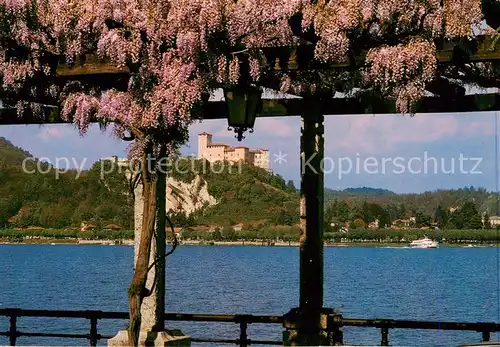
[{"x1": 166, "y1": 175, "x2": 217, "y2": 215}]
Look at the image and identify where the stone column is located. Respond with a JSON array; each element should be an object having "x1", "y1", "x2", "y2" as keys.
[
  {"x1": 109, "y1": 167, "x2": 190, "y2": 347},
  {"x1": 283, "y1": 95, "x2": 332, "y2": 345},
  {"x1": 134, "y1": 181, "x2": 161, "y2": 331}
]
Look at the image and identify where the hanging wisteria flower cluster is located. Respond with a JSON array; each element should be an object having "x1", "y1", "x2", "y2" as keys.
[{"x1": 0, "y1": 0, "x2": 490, "y2": 149}]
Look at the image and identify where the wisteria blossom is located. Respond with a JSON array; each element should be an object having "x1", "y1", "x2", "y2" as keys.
[
  {"x1": 0, "y1": 0, "x2": 491, "y2": 144},
  {"x1": 364, "y1": 38, "x2": 437, "y2": 112}
]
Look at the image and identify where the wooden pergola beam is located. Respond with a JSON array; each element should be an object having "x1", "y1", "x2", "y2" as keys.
[
  {"x1": 435, "y1": 35, "x2": 500, "y2": 62},
  {"x1": 204, "y1": 93, "x2": 500, "y2": 118},
  {"x1": 56, "y1": 55, "x2": 127, "y2": 76},
  {"x1": 56, "y1": 35, "x2": 500, "y2": 77},
  {"x1": 1, "y1": 93, "x2": 499, "y2": 125}
]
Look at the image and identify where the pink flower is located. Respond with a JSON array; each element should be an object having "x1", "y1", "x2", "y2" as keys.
[{"x1": 0, "y1": 0, "x2": 486, "y2": 155}]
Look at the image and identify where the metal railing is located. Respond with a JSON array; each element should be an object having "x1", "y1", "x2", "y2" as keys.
[
  {"x1": 0, "y1": 308, "x2": 283, "y2": 346},
  {"x1": 336, "y1": 316, "x2": 500, "y2": 346},
  {"x1": 1, "y1": 308, "x2": 500, "y2": 346}
]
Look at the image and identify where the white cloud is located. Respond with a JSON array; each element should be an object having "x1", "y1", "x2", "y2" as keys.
[
  {"x1": 36, "y1": 125, "x2": 74, "y2": 142},
  {"x1": 324, "y1": 114, "x2": 466, "y2": 155}
]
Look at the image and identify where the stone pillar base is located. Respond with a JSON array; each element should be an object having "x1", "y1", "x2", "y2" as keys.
[
  {"x1": 282, "y1": 308, "x2": 343, "y2": 346},
  {"x1": 108, "y1": 329, "x2": 191, "y2": 347},
  {"x1": 283, "y1": 329, "x2": 330, "y2": 346}
]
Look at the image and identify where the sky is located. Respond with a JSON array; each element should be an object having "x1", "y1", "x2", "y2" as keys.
[{"x1": 0, "y1": 110, "x2": 498, "y2": 194}]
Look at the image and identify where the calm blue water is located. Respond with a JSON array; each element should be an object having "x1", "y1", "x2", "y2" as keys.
[{"x1": 0, "y1": 244, "x2": 499, "y2": 346}]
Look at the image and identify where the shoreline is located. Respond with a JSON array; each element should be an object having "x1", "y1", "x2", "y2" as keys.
[
  {"x1": 0, "y1": 239, "x2": 496, "y2": 248},
  {"x1": 0, "y1": 238, "x2": 135, "y2": 246}
]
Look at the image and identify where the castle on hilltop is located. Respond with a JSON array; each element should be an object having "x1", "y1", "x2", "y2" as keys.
[{"x1": 197, "y1": 132, "x2": 269, "y2": 170}]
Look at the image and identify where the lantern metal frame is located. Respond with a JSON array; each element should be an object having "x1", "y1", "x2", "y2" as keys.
[{"x1": 223, "y1": 85, "x2": 262, "y2": 141}]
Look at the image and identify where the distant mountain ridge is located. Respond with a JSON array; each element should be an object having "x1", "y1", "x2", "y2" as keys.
[
  {"x1": 341, "y1": 187, "x2": 395, "y2": 195},
  {"x1": 326, "y1": 185, "x2": 498, "y2": 218},
  {"x1": 324, "y1": 187, "x2": 395, "y2": 202}
]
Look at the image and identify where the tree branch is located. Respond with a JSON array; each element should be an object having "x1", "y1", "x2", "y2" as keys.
[
  {"x1": 127, "y1": 143, "x2": 157, "y2": 347},
  {"x1": 129, "y1": 171, "x2": 141, "y2": 200},
  {"x1": 146, "y1": 213, "x2": 179, "y2": 275},
  {"x1": 144, "y1": 214, "x2": 179, "y2": 297}
]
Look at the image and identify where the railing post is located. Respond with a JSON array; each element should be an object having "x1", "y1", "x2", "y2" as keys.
[
  {"x1": 89, "y1": 317, "x2": 98, "y2": 347},
  {"x1": 239, "y1": 321, "x2": 248, "y2": 347},
  {"x1": 9, "y1": 313, "x2": 17, "y2": 346},
  {"x1": 381, "y1": 327, "x2": 389, "y2": 346},
  {"x1": 482, "y1": 331, "x2": 490, "y2": 342},
  {"x1": 235, "y1": 315, "x2": 250, "y2": 347},
  {"x1": 327, "y1": 313, "x2": 343, "y2": 346}
]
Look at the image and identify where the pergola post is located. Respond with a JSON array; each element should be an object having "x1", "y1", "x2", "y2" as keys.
[
  {"x1": 299, "y1": 98, "x2": 324, "y2": 314},
  {"x1": 153, "y1": 168, "x2": 167, "y2": 331},
  {"x1": 283, "y1": 95, "x2": 332, "y2": 345}
]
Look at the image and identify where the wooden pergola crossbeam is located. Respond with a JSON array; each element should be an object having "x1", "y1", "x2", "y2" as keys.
[{"x1": 1, "y1": 93, "x2": 499, "y2": 125}]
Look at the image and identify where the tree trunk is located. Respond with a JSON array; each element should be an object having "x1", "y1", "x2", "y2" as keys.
[{"x1": 128, "y1": 147, "x2": 158, "y2": 347}]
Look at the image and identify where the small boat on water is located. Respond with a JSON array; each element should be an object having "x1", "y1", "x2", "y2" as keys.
[{"x1": 409, "y1": 237, "x2": 438, "y2": 248}]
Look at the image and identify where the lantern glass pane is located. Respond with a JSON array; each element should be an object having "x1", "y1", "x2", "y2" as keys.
[
  {"x1": 245, "y1": 90, "x2": 260, "y2": 128},
  {"x1": 226, "y1": 90, "x2": 247, "y2": 127}
]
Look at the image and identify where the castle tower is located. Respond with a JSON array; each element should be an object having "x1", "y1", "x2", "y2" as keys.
[
  {"x1": 198, "y1": 132, "x2": 212, "y2": 160},
  {"x1": 260, "y1": 149, "x2": 269, "y2": 170}
]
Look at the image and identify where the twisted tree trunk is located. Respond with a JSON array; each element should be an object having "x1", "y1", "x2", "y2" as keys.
[{"x1": 127, "y1": 145, "x2": 158, "y2": 347}]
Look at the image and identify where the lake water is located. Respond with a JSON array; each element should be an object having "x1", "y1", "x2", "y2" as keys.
[{"x1": 1, "y1": 244, "x2": 500, "y2": 346}]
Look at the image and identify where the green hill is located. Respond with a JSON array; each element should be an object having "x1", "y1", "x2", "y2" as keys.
[
  {"x1": 324, "y1": 186, "x2": 498, "y2": 231},
  {"x1": 169, "y1": 158, "x2": 299, "y2": 226},
  {"x1": 0, "y1": 137, "x2": 133, "y2": 229},
  {"x1": 0, "y1": 138, "x2": 299, "y2": 229},
  {"x1": 0, "y1": 137, "x2": 32, "y2": 165},
  {"x1": 325, "y1": 185, "x2": 497, "y2": 217}
]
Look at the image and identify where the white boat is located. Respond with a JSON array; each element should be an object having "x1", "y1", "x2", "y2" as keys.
[{"x1": 409, "y1": 237, "x2": 438, "y2": 248}]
